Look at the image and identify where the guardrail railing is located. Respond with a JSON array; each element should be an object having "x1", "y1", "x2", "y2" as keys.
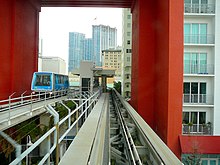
[
  {"x1": 7, "y1": 89, "x2": 101, "y2": 165},
  {"x1": 184, "y1": 4, "x2": 215, "y2": 14},
  {"x1": 184, "y1": 64, "x2": 214, "y2": 75},
  {"x1": 184, "y1": 34, "x2": 215, "y2": 45},
  {"x1": 182, "y1": 124, "x2": 212, "y2": 135},
  {"x1": 183, "y1": 94, "x2": 214, "y2": 105}
]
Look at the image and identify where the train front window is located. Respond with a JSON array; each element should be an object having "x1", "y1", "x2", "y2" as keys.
[{"x1": 35, "y1": 74, "x2": 51, "y2": 86}]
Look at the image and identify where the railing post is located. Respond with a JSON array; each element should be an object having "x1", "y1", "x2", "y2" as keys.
[
  {"x1": 60, "y1": 102, "x2": 71, "y2": 128},
  {"x1": 8, "y1": 92, "x2": 16, "y2": 125},
  {"x1": 46, "y1": 105, "x2": 59, "y2": 165},
  {"x1": 46, "y1": 135, "x2": 51, "y2": 164},
  {"x1": 30, "y1": 92, "x2": 33, "y2": 116},
  {"x1": 21, "y1": 91, "x2": 27, "y2": 105},
  {"x1": 45, "y1": 92, "x2": 47, "y2": 101}
]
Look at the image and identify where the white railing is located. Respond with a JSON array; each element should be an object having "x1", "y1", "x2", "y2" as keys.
[
  {"x1": 184, "y1": 34, "x2": 214, "y2": 44},
  {"x1": 182, "y1": 124, "x2": 212, "y2": 135},
  {"x1": 183, "y1": 94, "x2": 213, "y2": 105},
  {"x1": 0, "y1": 89, "x2": 69, "y2": 111},
  {"x1": 184, "y1": 64, "x2": 214, "y2": 75},
  {"x1": 184, "y1": 4, "x2": 215, "y2": 14},
  {"x1": 9, "y1": 90, "x2": 101, "y2": 165}
]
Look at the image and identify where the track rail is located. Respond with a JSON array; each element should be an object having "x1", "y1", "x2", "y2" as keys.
[{"x1": 110, "y1": 89, "x2": 182, "y2": 165}]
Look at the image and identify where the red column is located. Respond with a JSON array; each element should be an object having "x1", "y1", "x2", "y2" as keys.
[
  {"x1": 0, "y1": 0, "x2": 40, "y2": 100},
  {"x1": 131, "y1": 0, "x2": 183, "y2": 157}
]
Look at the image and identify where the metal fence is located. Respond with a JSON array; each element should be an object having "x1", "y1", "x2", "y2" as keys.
[
  {"x1": 184, "y1": 34, "x2": 215, "y2": 44},
  {"x1": 184, "y1": 4, "x2": 215, "y2": 14},
  {"x1": 183, "y1": 94, "x2": 213, "y2": 105}
]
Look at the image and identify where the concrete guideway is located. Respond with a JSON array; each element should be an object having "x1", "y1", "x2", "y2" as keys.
[
  {"x1": 0, "y1": 89, "x2": 182, "y2": 164},
  {"x1": 59, "y1": 93, "x2": 109, "y2": 165},
  {"x1": 59, "y1": 90, "x2": 182, "y2": 165}
]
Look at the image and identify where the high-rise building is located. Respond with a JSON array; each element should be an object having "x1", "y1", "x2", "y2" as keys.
[
  {"x1": 68, "y1": 32, "x2": 85, "y2": 72},
  {"x1": 121, "y1": 8, "x2": 132, "y2": 98},
  {"x1": 181, "y1": 0, "x2": 220, "y2": 163},
  {"x1": 92, "y1": 25, "x2": 117, "y2": 66},
  {"x1": 84, "y1": 38, "x2": 93, "y2": 61},
  {"x1": 102, "y1": 48, "x2": 122, "y2": 82}
]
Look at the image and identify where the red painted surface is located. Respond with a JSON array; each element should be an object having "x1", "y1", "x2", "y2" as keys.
[
  {"x1": 131, "y1": 0, "x2": 183, "y2": 158},
  {"x1": 0, "y1": 1, "x2": 13, "y2": 100},
  {"x1": 180, "y1": 136, "x2": 220, "y2": 154},
  {"x1": 0, "y1": 0, "x2": 40, "y2": 100}
]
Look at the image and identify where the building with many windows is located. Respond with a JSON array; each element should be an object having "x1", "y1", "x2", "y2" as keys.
[
  {"x1": 121, "y1": 8, "x2": 132, "y2": 98},
  {"x1": 181, "y1": 0, "x2": 220, "y2": 164},
  {"x1": 68, "y1": 32, "x2": 85, "y2": 72},
  {"x1": 84, "y1": 38, "x2": 93, "y2": 61},
  {"x1": 102, "y1": 48, "x2": 122, "y2": 82},
  {"x1": 92, "y1": 25, "x2": 117, "y2": 67}
]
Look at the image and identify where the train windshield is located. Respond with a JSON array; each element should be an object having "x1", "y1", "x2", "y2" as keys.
[{"x1": 35, "y1": 74, "x2": 51, "y2": 86}]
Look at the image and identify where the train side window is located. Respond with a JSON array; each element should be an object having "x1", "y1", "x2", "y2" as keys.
[{"x1": 35, "y1": 74, "x2": 50, "y2": 86}]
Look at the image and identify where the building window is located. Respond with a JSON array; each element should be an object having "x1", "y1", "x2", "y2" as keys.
[
  {"x1": 184, "y1": 52, "x2": 207, "y2": 74},
  {"x1": 182, "y1": 111, "x2": 207, "y2": 133},
  {"x1": 127, "y1": 32, "x2": 131, "y2": 37},
  {"x1": 184, "y1": 23, "x2": 207, "y2": 44},
  {"x1": 127, "y1": 15, "x2": 131, "y2": 19},
  {"x1": 127, "y1": 57, "x2": 130, "y2": 62},
  {"x1": 183, "y1": 82, "x2": 206, "y2": 103},
  {"x1": 127, "y1": 40, "x2": 130, "y2": 45},
  {"x1": 126, "y1": 49, "x2": 132, "y2": 53},
  {"x1": 127, "y1": 23, "x2": 131, "y2": 28},
  {"x1": 200, "y1": 158, "x2": 218, "y2": 165}
]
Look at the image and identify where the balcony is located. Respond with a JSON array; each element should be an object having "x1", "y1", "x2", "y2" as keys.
[
  {"x1": 182, "y1": 123, "x2": 212, "y2": 135},
  {"x1": 184, "y1": 34, "x2": 214, "y2": 45},
  {"x1": 184, "y1": 64, "x2": 214, "y2": 75},
  {"x1": 183, "y1": 94, "x2": 213, "y2": 105},
  {"x1": 184, "y1": 4, "x2": 215, "y2": 14}
]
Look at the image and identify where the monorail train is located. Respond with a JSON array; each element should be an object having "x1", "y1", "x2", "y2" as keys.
[{"x1": 31, "y1": 72, "x2": 69, "y2": 92}]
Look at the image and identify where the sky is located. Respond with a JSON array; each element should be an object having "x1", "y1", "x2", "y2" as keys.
[{"x1": 39, "y1": 7, "x2": 122, "y2": 63}]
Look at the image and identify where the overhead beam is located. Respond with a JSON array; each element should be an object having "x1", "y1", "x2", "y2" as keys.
[{"x1": 41, "y1": 0, "x2": 132, "y2": 8}]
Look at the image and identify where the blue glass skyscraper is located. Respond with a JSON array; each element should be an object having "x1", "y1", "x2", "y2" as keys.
[
  {"x1": 92, "y1": 25, "x2": 117, "y2": 66},
  {"x1": 68, "y1": 32, "x2": 85, "y2": 72},
  {"x1": 84, "y1": 38, "x2": 93, "y2": 61}
]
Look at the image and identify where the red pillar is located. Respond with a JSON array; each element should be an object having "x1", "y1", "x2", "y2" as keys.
[
  {"x1": 131, "y1": 0, "x2": 183, "y2": 157},
  {"x1": 0, "y1": 0, "x2": 40, "y2": 100}
]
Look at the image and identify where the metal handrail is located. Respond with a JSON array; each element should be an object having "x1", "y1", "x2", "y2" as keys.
[
  {"x1": 183, "y1": 94, "x2": 214, "y2": 104},
  {"x1": 184, "y1": 3, "x2": 215, "y2": 14},
  {"x1": 184, "y1": 34, "x2": 214, "y2": 44},
  {"x1": 184, "y1": 63, "x2": 214, "y2": 75},
  {"x1": 182, "y1": 124, "x2": 212, "y2": 135},
  {"x1": 9, "y1": 89, "x2": 101, "y2": 165},
  {"x1": 0, "y1": 89, "x2": 69, "y2": 112}
]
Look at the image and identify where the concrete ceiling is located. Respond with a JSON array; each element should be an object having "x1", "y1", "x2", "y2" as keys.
[{"x1": 41, "y1": 0, "x2": 133, "y2": 8}]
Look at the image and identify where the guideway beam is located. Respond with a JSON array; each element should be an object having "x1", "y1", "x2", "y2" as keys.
[{"x1": 59, "y1": 93, "x2": 109, "y2": 165}]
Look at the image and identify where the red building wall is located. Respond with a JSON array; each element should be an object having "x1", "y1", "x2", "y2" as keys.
[
  {"x1": 0, "y1": 0, "x2": 40, "y2": 100},
  {"x1": 131, "y1": 0, "x2": 183, "y2": 157}
]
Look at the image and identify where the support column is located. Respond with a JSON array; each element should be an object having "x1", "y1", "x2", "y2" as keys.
[
  {"x1": 131, "y1": 0, "x2": 183, "y2": 157},
  {"x1": 0, "y1": 0, "x2": 40, "y2": 100},
  {"x1": 101, "y1": 76, "x2": 107, "y2": 93}
]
